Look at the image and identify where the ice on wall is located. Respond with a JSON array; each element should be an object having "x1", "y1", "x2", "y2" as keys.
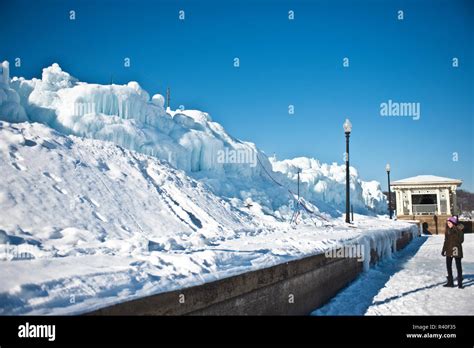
[{"x1": 5, "y1": 62, "x2": 387, "y2": 216}]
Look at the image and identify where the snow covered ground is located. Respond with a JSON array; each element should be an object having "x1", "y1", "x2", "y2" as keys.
[
  {"x1": 313, "y1": 234, "x2": 474, "y2": 315},
  {"x1": 0, "y1": 62, "x2": 420, "y2": 315},
  {"x1": 0, "y1": 121, "x2": 417, "y2": 315}
]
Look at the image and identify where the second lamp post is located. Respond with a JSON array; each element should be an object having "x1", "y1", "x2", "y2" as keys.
[
  {"x1": 386, "y1": 163, "x2": 393, "y2": 219},
  {"x1": 343, "y1": 119, "x2": 352, "y2": 223}
]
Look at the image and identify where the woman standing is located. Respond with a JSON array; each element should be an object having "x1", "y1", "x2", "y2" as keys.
[{"x1": 442, "y1": 216, "x2": 464, "y2": 288}]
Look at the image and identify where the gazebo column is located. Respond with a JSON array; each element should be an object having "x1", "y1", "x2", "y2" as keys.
[
  {"x1": 452, "y1": 185, "x2": 458, "y2": 214},
  {"x1": 396, "y1": 190, "x2": 403, "y2": 215},
  {"x1": 407, "y1": 190, "x2": 413, "y2": 215},
  {"x1": 436, "y1": 188, "x2": 441, "y2": 215},
  {"x1": 446, "y1": 188, "x2": 451, "y2": 215}
]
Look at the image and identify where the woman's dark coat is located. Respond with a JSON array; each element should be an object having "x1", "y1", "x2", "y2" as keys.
[{"x1": 442, "y1": 224, "x2": 464, "y2": 258}]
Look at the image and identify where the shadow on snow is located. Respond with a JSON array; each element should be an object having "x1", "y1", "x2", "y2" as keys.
[{"x1": 312, "y1": 235, "x2": 429, "y2": 316}]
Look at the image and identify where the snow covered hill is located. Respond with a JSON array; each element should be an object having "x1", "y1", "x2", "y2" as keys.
[
  {"x1": 7, "y1": 62, "x2": 387, "y2": 216},
  {"x1": 0, "y1": 121, "x2": 257, "y2": 254}
]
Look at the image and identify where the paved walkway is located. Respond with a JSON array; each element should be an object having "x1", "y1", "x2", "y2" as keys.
[{"x1": 313, "y1": 234, "x2": 474, "y2": 315}]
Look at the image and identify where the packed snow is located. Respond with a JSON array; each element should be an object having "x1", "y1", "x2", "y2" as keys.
[
  {"x1": 312, "y1": 234, "x2": 474, "y2": 315},
  {"x1": 0, "y1": 62, "x2": 420, "y2": 315}
]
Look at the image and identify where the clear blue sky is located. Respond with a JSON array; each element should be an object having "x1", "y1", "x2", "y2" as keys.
[{"x1": 1, "y1": 0, "x2": 473, "y2": 191}]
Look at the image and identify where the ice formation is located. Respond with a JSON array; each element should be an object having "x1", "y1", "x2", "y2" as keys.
[
  {"x1": 0, "y1": 61, "x2": 28, "y2": 123},
  {"x1": 5, "y1": 62, "x2": 387, "y2": 216},
  {"x1": 270, "y1": 157, "x2": 387, "y2": 214}
]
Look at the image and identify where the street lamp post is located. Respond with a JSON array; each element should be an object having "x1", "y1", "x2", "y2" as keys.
[
  {"x1": 343, "y1": 119, "x2": 352, "y2": 223},
  {"x1": 386, "y1": 163, "x2": 392, "y2": 219}
]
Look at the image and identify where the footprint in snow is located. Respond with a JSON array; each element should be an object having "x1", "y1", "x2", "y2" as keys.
[
  {"x1": 8, "y1": 149, "x2": 26, "y2": 171},
  {"x1": 43, "y1": 172, "x2": 62, "y2": 183},
  {"x1": 23, "y1": 139, "x2": 37, "y2": 147},
  {"x1": 93, "y1": 211, "x2": 108, "y2": 222},
  {"x1": 40, "y1": 139, "x2": 57, "y2": 150},
  {"x1": 9, "y1": 150, "x2": 23, "y2": 161},
  {"x1": 53, "y1": 185, "x2": 68, "y2": 195},
  {"x1": 11, "y1": 162, "x2": 27, "y2": 171},
  {"x1": 83, "y1": 196, "x2": 100, "y2": 207}
]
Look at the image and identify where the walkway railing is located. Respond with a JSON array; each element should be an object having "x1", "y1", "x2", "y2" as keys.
[{"x1": 412, "y1": 204, "x2": 438, "y2": 215}]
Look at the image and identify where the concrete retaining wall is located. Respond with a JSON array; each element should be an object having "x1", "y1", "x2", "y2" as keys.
[{"x1": 89, "y1": 230, "x2": 415, "y2": 316}]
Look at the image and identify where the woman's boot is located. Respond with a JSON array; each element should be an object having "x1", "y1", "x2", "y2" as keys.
[
  {"x1": 457, "y1": 277, "x2": 463, "y2": 289},
  {"x1": 443, "y1": 276, "x2": 454, "y2": 287}
]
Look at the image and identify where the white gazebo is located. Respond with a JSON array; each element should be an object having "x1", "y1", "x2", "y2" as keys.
[{"x1": 391, "y1": 175, "x2": 462, "y2": 234}]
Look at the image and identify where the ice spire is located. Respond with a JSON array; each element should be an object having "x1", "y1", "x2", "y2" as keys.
[{"x1": 1, "y1": 61, "x2": 10, "y2": 87}]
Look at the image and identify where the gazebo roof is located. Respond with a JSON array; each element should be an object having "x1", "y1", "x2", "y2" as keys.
[{"x1": 391, "y1": 175, "x2": 462, "y2": 186}]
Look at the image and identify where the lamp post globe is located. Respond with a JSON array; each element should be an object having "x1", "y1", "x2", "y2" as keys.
[{"x1": 343, "y1": 118, "x2": 352, "y2": 134}]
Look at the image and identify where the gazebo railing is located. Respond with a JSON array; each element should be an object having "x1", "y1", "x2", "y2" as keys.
[{"x1": 412, "y1": 204, "x2": 438, "y2": 215}]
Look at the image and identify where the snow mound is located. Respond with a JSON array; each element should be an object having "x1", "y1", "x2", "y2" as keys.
[{"x1": 0, "y1": 121, "x2": 253, "y2": 254}]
